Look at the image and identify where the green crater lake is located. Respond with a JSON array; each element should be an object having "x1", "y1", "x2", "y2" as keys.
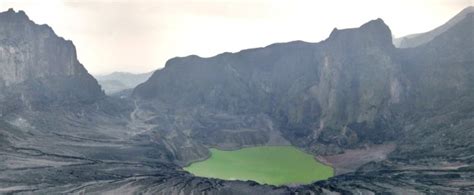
[{"x1": 184, "y1": 146, "x2": 333, "y2": 186}]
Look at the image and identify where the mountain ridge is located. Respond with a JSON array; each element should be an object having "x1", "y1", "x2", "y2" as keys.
[
  {"x1": 0, "y1": 8, "x2": 104, "y2": 113},
  {"x1": 393, "y1": 6, "x2": 474, "y2": 48},
  {"x1": 133, "y1": 17, "x2": 400, "y2": 156}
]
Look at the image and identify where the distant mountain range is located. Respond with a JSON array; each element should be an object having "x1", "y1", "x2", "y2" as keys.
[
  {"x1": 95, "y1": 71, "x2": 153, "y2": 95},
  {"x1": 0, "y1": 6, "x2": 473, "y2": 194}
]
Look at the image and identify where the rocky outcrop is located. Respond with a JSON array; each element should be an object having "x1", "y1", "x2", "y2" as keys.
[{"x1": 0, "y1": 9, "x2": 103, "y2": 114}]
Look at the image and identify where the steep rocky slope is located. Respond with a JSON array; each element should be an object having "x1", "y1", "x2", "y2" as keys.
[
  {"x1": 133, "y1": 13, "x2": 474, "y2": 161},
  {"x1": 393, "y1": 6, "x2": 473, "y2": 48},
  {"x1": 134, "y1": 19, "x2": 401, "y2": 155},
  {"x1": 0, "y1": 8, "x2": 104, "y2": 114},
  {"x1": 0, "y1": 9, "x2": 171, "y2": 193},
  {"x1": 129, "y1": 10, "x2": 473, "y2": 194},
  {"x1": 391, "y1": 12, "x2": 474, "y2": 162}
]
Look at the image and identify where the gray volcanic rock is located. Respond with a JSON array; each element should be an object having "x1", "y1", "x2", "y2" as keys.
[
  {"x1": 0, "y1": 8, "x2": 103, "y2": 113},
  {"x1": 134, "y1": 18, "x2": 401, "y2": 154},
  {"x1": 391, "y1": 12, "x2": 474, "y2": 162},
  {"x1": 393, "y1": 6, "x2": 474, "y2": 48},
  {"x1": 129, "y1": 10, "x2": 474, "y2": 194},
  {"x1": 133, "y1": 12, "x2": 474, "y2": 161}
]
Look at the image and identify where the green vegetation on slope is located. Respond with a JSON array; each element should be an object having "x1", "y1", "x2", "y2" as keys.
[{"x1": 184, "y1": 146, "x2": 333, "y2": 186}]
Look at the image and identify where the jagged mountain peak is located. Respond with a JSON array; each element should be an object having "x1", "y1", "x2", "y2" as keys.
[
  {"x1": 0, "y1": 8, "x2": 31, "y2": 27},
  {"x1": 0, "y1": 9, "x2": 63, "y2": 43},
  {"x1": 0, "y1": 8, "x2": 89, "y2": 83},
  {"x1": 360, "y1": 18, "x2": 388, "y2": 31},
  {"x1": 0, "y1": 9, "x2": 104, "y2": 112},
  {"x1": 134, "y1": 18, "x2": 397, "y2": 101},
  {"x1": 327, "y1": 18, "x2": 393, "y2": 49},
  {"x1": 3, "y1": 8, "x2": 28, "y2": 18}
]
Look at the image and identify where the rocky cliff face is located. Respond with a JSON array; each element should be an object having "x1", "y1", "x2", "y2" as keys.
[
  {"x1": 0, "y1": 9, "x2": 103, "y2": 114},
  {"x1": 133, "y1": 19, "x2": 402, "y2": 154},
  {"x1": 134, "y1": 13, "x2": 474, "y2": 162},
  {"x1": 391, "y1": 12, "x2": 474, "y2": 162}
]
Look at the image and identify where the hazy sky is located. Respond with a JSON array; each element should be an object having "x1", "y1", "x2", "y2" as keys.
[{"x1": 0, "y1": 0, "x2": 471, "y2": 74}]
